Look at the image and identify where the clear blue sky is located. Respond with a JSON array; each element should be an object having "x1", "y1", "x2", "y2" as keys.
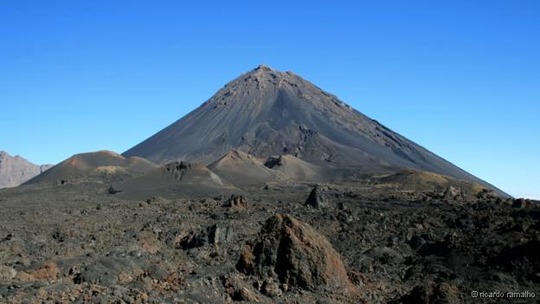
[{"x1": 1, "y1": 1, "x2": 538, "y2": 199}]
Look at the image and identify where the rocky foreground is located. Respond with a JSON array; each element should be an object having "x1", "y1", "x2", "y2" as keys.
[{"x1": 0, "y1": 183, "x2": 538, "y2": 303}]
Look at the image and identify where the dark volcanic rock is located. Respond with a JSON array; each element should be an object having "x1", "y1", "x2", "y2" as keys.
[
  {"x1": 236, "y1": 214, "x2": 356, "y2": 295},
  {"x1": 305, "y1": 185, "x2": 327, "y2": 209},
  {"x1": 394, "y1": 282, "x2": 461, "y2": 304},
  {"x1": 223, "y1": 194, "x2": 248, "y2": 210},
  {"x1": 178, "y1": 230, "x2": 207, "y2": 250},
  {"x1": 264, "y1": 155, "x2": 283, "y2": 169},
  {"x1": 1, "y1": 178, "x2": 537, "y2": 302},
  {"x1": 207, "y1": 224, "x2": 234, "y2": 245},
  {"x1": 163, "y1": 161, "x2": 191, "y2": 181},
  {"x1": 178, "y1": 224, "x2": 234, "y2": 249},
  {"x1": 221, "y1": 274, "x2": 261, "y2": 302},
  {"x1": 512, "y1": 198, "x2": 528, "y2": 209}
]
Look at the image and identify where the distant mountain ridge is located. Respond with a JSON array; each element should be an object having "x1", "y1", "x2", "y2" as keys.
[
  {"x1": 123, "y1": 65, "x2": 504, "y2": 195},
  {"x1": 0, "y1": 151, "x2": 53, "y2": 188}
]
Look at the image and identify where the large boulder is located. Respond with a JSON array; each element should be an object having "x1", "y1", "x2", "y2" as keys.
[
  {"x1": 236, "y1": 214, "x2": 355, "y2": 294},
  {"x1": 305, "y1": 185, "x2": 327, "y2": 209}
]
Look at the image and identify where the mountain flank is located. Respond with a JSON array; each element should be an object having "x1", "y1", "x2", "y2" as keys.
[
  {"x1": 0, "y1": 151, "x2": 52, "y2": 189},
  {"x1": 123, "y1": 65, "x2": 505, "y2": 195}
]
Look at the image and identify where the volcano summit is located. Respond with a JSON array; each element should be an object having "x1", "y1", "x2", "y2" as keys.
[{"x1": 124, "y1": 65, "x2": 499, "y2": 193}]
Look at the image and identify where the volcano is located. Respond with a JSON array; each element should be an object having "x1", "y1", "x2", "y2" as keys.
[
  {"x1": 123, "y1": 65, "x2": 499, "y2": 192},
  {"x1": 3, "y1": 66, "x2": 535, "y2": 303}
]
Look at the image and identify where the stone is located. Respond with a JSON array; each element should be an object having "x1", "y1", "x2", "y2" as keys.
[
  {"x1": 260, "y1": 278, "x2": 282, "y2": 298},
  {"x1": 178, "y1": 224, "x2": 234, "y2": 249},
  {"x1": 164, "y1": 161, "x2": 191, "y2": 181},
  {"x1": 237, "y1": 214, "x2": 355, "y2": 295},
  {"x1": 222, "y1": 274, "x2": 261, "y2": 302},
  {"x1": 29, "y1": 261, "x2": 60, "y2": 282},
  {"x1": 395, "y1": 282, "x2": 461, "y2": 304},
  {"x1": 0, "y1": 266, "x2": 17, "y2": 282},
  {"x1": 178, "y1": 231, "x2": 206, "y2": 250},
  {"x1": 264, "y1": 156, "x2": 283, "y2": 169},
  {"x1": 443, "y1": 186, "x2": 463, "y2": 200},
  {"x1": 207, "y1": 224, "x2": 234, "y2": 246},
  {"x1": 305, "y1": 185, "x2": 327, "y2": 209},
  {"x1": 223, "y1": 194, "x2": 248, "y2": 210},
  {"x1": 512, "y1": 198, "x2": 527, "y2": 209}
]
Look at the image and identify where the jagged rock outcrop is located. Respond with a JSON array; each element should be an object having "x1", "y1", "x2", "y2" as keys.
[
  {"x1": 163, "y1": 161, "x2": 191, "y2": 181},
  {"x1": 223, "y1": 194, "x2": 248, "y2": 210},
  {"x1": 264, "y1": 155, "x2": 283, "y2": 169},
  {"x1": 236, "y1": 214, "x2": 356, "y2": 295},
  {"x1": 177, "y1": 224, "x2": 234, "y2": 249},
  {"x1": 305, "y1": 184, "x2": 328, "y2": 209}
]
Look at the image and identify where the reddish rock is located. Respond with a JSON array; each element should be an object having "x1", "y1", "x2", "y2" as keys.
[
  {"x1": 224, "y1": 194, "x2": 248, "y2": 210},
  {"x1": 29, "y1": 261, "x2": 60, "y2": 282},
  {"x1": 237, "y1": 214, "x2": 356, "y2": 295},
  {"x1": 222, "y1": 274, "x2": 261, "y2": 302}
]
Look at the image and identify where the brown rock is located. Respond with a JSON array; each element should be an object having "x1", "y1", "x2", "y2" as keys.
[
  {"x1": 233, "y1": 286, "x2": 261, "y2": 302},
  {"x1": 224, "y1": 194, "x2": 248, "y2": 210},
  {"x1": 138, "y1": 230, "x2": 161, "y2": 254},
  {"x1": 14, "y1": 271, "x2": 35, "y2": 282},
  {"x1": 260, "y1": 278, "x2": 282, "y2": 298},
  {"x1": 0, "y1": 265, "x2": 17, "y2": 282},
  {"x1": 433, "y1": 282, "x2": 461, "y2": 304},
  {"x1": 117, "y1": 271, "x2": 134, "y2": 284},
  {"x1": 222, "y1": 274, "x2": 261, "y2": 302},
  {"x1": 29, "y1": 261, "x2": 60, "y2": 281},
  {"x1": 237, "y1": 214, "x2": 356, "y2": 295}
]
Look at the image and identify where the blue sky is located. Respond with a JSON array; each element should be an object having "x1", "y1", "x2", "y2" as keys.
[{"x1": 1, "y1": 1, "x2": 538, "y2": 199}]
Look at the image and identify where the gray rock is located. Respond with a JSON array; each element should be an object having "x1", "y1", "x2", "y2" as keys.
[
  {"x1": 261, "y1": 278, "x2": 282, "y2": 298},
  {"x1": 0, "y1": 151, "x2": 52, "y2": 188},
  {"x1": 0, "y1": 266, "x2": 17, "y2": 282},
  {"x1": 179, "y1": 224, "x2": 234, "y2": 249},
  {"x1": 305, "y1": 185, "x2": 327, "y2": 209}
]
